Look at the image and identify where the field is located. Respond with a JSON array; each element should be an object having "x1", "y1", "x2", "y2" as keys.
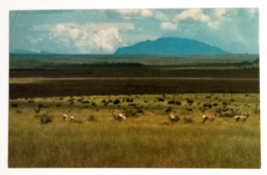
[
  {"x1": 9, "y1": 93, "x2": 260, "y2": 168},
  {"x1": 9, "y1": 69, "x2": 259, "y2": 98},
  {"x1": 8, "y1": 68, "x2": 260, "y2": 168}
]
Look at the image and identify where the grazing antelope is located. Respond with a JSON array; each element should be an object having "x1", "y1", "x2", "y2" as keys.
[
  {"x1": 63, "y1": 113, "x2": 68, "y2": 122},
  {"x1": 112, "y1": 111, "x2": 126, "y2": 121},
  {"x1": 168, "y1": 112, "x2": 180, "y2": 123},
  {"x1": 234, "y1": 113, "x2": 249, "y2": 122},
  {"x1": 70, "y1": 116, "x2": 74, "y2": 122},
  {"x1": 202, "y1": 114, "x2": 217, "y2": 123}
]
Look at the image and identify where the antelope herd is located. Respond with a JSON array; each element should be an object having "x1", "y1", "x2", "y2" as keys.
[
  {"x1": 37, "y1": 110, "x2": 251, "y2": 124},
  {"x1": 57, "y1": 111, "x2": 249, "y2": 124}
]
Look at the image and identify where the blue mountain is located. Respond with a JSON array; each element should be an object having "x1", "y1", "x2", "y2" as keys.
[{"x1": 115, "y1": 37, "x2": 229, "y2": 55}]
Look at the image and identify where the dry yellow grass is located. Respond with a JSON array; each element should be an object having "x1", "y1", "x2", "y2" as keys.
[{"x1": 9, "y1": 93, "x2": 260, "y2": 168}]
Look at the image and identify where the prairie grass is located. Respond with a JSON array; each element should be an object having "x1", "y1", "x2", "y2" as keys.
[{"x1": 9, "y1": 93, "x2": 260, "y2": 168}]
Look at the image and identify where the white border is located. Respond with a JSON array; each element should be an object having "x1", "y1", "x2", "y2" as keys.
[{"x1": 0, "y1": 0, "x2": 265, "y2": 175}]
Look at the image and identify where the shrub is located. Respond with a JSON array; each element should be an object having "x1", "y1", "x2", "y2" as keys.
[
  {"x1": 38, "y1": 104, "x2": 49, "y2": 108},
  {"x1": 253, "y1": 104, "x2": 260, "y2": 115},
  {"x1": 165, "y1": 107, "x2": 172, "y2": 113},
  {"x1": 213, "y1": 103, "x2": 218, "y2": 107},
  {"x1": 81, "y1": 101, "x2": 90, "y2": 104},
  {"x1": 186, "y1": 108, "x2": 193, "y2": 111},
  {"x1": 126, "y1": 98, "x2": 134, "y2": 102},
  {"x1": 113, "y1": 99, "x2": 120, "y2": 105},
  {"x1": 157, "y1": 98, "x2": 164, "y2": 102},
  {"x1": 215, "y1": 108, "x2": 237, "y2": 118},
  {"x1": 17, "y1": 110, "x2": 23, "y2": 113},
  {"x1": 175, "y1": 101, "x2": 181, "y2": 105},
  {"x1": 137, "y1": 109, "x2": 144, "y2": 113},
  {"x1": 168, "y1": 100, "x2": 175, "y2": 104},
  {"x1": 72, "y1": 120, "x2": 83, "y2": 124},
  {"x1": 56, "y1": 104, "x2": 61, "y2": 107},
  {"x1": 124, "y1": 108, "x2": 138, "y2": 117},
  {"x1": 222, "y1": 102, "x2": 228, "y2": 106},
  {"x1": 38, "y1": 113, "x2": 53, "y2": 124},
  {"x1": 199, "y1": 107, "x2": 206, "y2": 113},
  {"x1": 11, "y1": 104, "x2": 18, "y2": 108},
  {"x1": 184, "y1": 116, "x2": 193, "y2": 123},
  {"x1": 187, "y1": 100, "x2": 194, "y2": 104}
]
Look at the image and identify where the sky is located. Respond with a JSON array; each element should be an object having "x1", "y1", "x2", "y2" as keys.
[{"x1": 9, "y1": 8, "x2": 259, "y2": 54}]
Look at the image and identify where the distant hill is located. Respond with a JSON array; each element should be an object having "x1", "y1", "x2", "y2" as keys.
[
  {"x1": 115, "y1": 37, "x2": 229, "y2": 55},
  {"x1": 10, "y1": 49, "x2": 52, "y2": 54}
]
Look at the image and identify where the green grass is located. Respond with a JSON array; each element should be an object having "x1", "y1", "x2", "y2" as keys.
[{"x1": 9, "y1": 93, "x2": 260, "y2": 168}]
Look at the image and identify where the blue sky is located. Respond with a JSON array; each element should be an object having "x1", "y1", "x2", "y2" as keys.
[{"x1": 9, "y1": 8, "x2": 259, "y2": 54}]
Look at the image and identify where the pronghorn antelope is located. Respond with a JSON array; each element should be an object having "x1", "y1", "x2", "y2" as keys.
[
  {"x1": 63, "y1": 113, "x2": 68, "y2": 122},
  {"x1": 70, "y1": 116, "x2": 74, "y2": 122},
  {"x1": 234, "y1": 113, "x2": 249, "y2": 122},
  {"x1": 112, "y1": 111, "x2": 126, "y2": 121},
  {"x1": 168, "y1": 112, "x2": 180, "y2": 123},
  {"x1": 202, "y1": 114, "x2": 217, "y2": 123}
]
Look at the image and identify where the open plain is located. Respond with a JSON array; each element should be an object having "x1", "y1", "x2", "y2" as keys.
[{"x1": 9, "y1": 69, "x2": 260, "y2": 168}]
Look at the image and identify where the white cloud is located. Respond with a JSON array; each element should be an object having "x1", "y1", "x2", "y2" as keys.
[
  {"x1": 114, "y1": 9, "x2": 153, "y2": 16},
  {"x1": 215, "y1": 8, "x2": 226, "y2": 17},
  {"x1": 30, "y1": 49, "x2": 40, "y2": 53},
  {"x1": 176, "y1": 8, "x2": 210, "y2": 22},
  {"x1": 29, "y1": 38, "x2": 39, "y2": 44},
  {"x1": 154, "y1": 11, "x2": 169, "y2": 22},
  {"x1": 161, "y1": 22, "x2": 178, "y2": 30},
  {"x1": 34, "y1": 23, "x2": 134, "y2": 53},
  {"x1": 207, "y1": 21, "x2": 221, "y2": 29},
  {"x1": 246, "y1": 8, "x2": 259, "y2": 14},
  {"x1": 121, "y1": 16, "x2": 131, "y2": 20}
]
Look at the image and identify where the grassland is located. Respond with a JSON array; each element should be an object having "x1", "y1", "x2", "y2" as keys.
[
  {"x1": 9, "y1": 93, "x2": 260, "y2": 168},
  {"x1": 9, "y1": 54, "x2": 259, "y2": 69}
]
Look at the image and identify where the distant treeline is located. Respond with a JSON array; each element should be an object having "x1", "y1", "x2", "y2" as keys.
[{"x1": 9, "y1": 55, "x2": 259, "y2": 70}]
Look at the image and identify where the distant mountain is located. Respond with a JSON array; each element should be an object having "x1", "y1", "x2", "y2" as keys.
[
  {"x1": 10, "y1": 49, "x2": 52, "y2": 54},
  {"x1": 115, "y1": 37, "x2": 229, "y2": 55}
]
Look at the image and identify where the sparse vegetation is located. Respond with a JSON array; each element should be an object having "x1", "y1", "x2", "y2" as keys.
[{"x1": 9, "y1": 93, "x2": 260, "y2": 168}]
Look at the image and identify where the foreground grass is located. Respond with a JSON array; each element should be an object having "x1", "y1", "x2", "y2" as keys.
[{"x1": 9, "y1": 93, "x2": 260, "y2": 168}]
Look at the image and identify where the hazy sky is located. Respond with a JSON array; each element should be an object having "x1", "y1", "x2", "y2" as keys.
[{"x1": 9, "y1": 8, "x2": 259, "y2": 54}]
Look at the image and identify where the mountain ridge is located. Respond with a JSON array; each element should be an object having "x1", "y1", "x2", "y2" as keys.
[{"x1": 115, "y1": 37, "x2": 229, "y2": 55}]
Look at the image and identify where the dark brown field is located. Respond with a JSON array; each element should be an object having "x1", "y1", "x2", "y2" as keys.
[{"x1": 9, "y1": 69, "x2": 259, "y2": 98}]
